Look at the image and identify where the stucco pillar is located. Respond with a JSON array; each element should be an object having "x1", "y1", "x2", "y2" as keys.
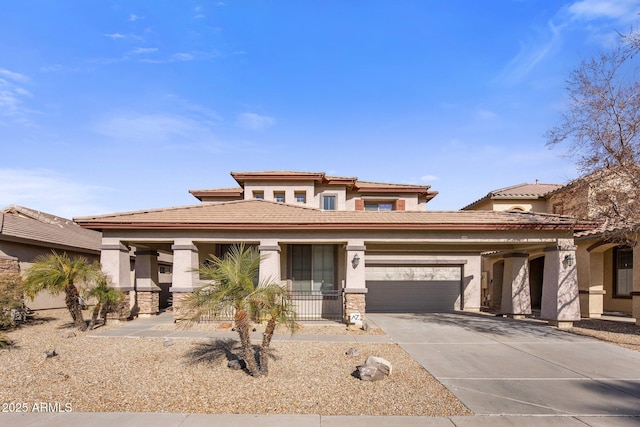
[
  {"x1": 133, "y1": 250, "x2": 160, "y2": 317},
  {"x1": 344, "y1": 242, "x2": 366, "y2": 324},
  {"x1": 462, "y1": 255, "x2": 482, "y2": 312},
  {"x1": 579, "y1": 249, "x2": 604, "y2": 318},
  {"x1": 100, "y1": 243, "x2": 133, "y2": 291},
  {"x1": 170, "y1": 242, "x2": 200, "y2": 320},
  {"x1": 541, "y1": 243, "x2": 580, "y2": 329},
  {"x1": 259, "y1": 241, "x2": 281, "y2": 284},
  {"x1": 100, "y1": 242, "x2": 133, "y2": 321},
  {"x1": 633, "y1": 244, "x2": 640, "y2": 326},
  {"x1": 500, "y1": 253, "x2": 531, "y2": 318}
]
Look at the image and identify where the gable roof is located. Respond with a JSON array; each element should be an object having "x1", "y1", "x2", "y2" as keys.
[
  {"x1": 74, "y1": 199, "x2": 589, "y2": 232},
  {"x1": 0, "y1": 205, "x2": 101, "y2": 254},
  {"x1": 462, "y1": 182, "x2": 563, "y2": 210}
]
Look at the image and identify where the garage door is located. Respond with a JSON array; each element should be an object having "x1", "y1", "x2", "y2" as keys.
[{"x1": 366, "y1": 265, "x2": 461, "y2": 313}]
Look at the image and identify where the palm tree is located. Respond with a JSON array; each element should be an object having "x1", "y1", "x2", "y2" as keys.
[
  {"x1": 23, "y1": 252, "x2": 101, "y2": 331},
  {"x1": 85, "y1": 275, "x2": 126, "y2": 330},
  {"x1": 251, "y1": 283, "x2": 298, "y2": 375},
  {"x1": 182, "y1": 243, "x2": 297, "y2": 376}
]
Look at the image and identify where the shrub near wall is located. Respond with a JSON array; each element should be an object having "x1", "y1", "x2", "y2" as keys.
[{"x1": 0, "y1": 274, "x2": 25, "y2": 329}]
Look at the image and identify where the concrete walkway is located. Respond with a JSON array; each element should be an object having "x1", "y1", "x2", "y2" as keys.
[{"x1": 4, "y1": 312, "x2": 640, "y2": 426}]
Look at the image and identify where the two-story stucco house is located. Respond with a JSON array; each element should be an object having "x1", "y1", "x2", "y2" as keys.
[
  {"x1": 75, "y1": 171, "x2": 590, "y2": 328},
  {"x1": 464, "y1": 176, "x2": 640, "y2": 325}
]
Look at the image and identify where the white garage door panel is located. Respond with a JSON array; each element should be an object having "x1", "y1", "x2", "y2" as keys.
[{"x1": 366, "y1": 280, "x2": 460, "y2": 312}]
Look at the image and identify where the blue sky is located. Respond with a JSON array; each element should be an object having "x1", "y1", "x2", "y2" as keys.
[{"x1": 1, "y1": 0, "x2": 638, "y2": 218}]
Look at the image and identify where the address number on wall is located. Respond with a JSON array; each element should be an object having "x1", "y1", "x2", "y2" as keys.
[{"x1": 349, "y1": 313, "x2": 361, "y2": 323}]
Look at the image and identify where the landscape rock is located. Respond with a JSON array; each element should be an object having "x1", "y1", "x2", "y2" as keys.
[
  {"x1": 43, "y1": 349, "x2": 57, "y2": 359},
  {"x1": 61, "y1": 331, "x2": 76, "y2": 339},
  {"x1": 357, "y1": 364, "x2": 386, "y2": 381},
  {"x1": 365, "y1": 356, "x2": 393, "y2": 376},
  {"x1": 163, "y1": 339, "x2": 174, "y2": 347},
  {"x1": 345, "y1": 347, "x2": 359, "y2": 357},
  {"x1": 356, "y1": 355, "x2": 393, "y2": 381}
]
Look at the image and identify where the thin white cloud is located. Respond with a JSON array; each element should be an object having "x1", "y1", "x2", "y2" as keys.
[
  {"x1": 236, "y1": 112, "x2": 275, "y2": 131},
  {"x1": 104, "y1": 33, "x2": 126, "y2": 39},
  {"x1": 130, "y1": 47, "x2": 159, "y2": 54},
  {"x1": 129, "y1": 14, "x2": 142, "y2": 22},
  {"x1": 568, "y1": 0, "x2": 638, "y2": 21},
  {"x1": 475, "y1": 109, "x2": 499, "y2": 120},
  {"x1": 420, "y1": 175, "x2": 439, "y2": 182},
  {"x1": 497, "y1": 0, "x2": 639, "y2": 84},
  {"x1": 497, "y1": 22, "x2": 562, "y2": 85},
  {"x1": 0, "y1": 169, "x2": 111, "y2": 218},
  {"x1": 40, "y1": 64, "x2": 84, "y2": 73},
  {"x1": 0, "y1": 69, "x2": 34, "y2": 123},
  {"x1": 91, "y1": 112, "x2": 222, "y2": 149},
  {"x1": 0, "y1": 68, "x2": 30, "y2": 83},
  {"x1": 172, "y1": 53, "x2": 194, "y2": 61}
]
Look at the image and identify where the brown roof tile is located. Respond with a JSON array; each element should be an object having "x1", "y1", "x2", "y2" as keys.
[
  {"x1": 75, "y1": 199, "x2": 588, "y2": 231},
  {"x1": 1, "y1": 205, "x2": 101, "y2": 253},
  {"x1": 462, "y1": 182, "x2": 563, "y2": 210}
]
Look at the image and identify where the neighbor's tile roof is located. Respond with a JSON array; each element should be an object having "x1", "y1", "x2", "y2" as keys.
[
  {"x1": 75, "y1": 199, "x2": 588, "y2": 231},
  {"x1": 462, "y1": 183, "x2": 563, "y2": 210},
  {"x1": 0, "y1": 205, "x2": 101, "y2": 253}
]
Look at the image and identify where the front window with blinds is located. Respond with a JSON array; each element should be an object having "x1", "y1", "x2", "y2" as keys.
[{"x1": 290, "y1": 244, "x2": 336, "y2": 293}]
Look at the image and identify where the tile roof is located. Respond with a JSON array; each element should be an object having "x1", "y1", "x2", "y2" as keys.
[
  {"x1": 1, "y1": 205, "x2": 101, "y2": 253},
  {"x1": 75, "y1": 199, "x2": 588, "y2": 231},
  {"x1": 462, "y1": 182, "x2": 563, "y2": 210}
]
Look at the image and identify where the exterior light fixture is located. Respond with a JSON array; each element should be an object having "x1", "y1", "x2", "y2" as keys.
[
  {"x1": 564, "y1": 254, "x2": 575, "y2": 266},
  {"x1": 351, "y1": 253, "x2": 360, "y2": 269}
]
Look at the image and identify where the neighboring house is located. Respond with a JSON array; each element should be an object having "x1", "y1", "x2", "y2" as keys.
[
  {"x1": 0, "y1": 205, "x2": 101, "y2": 310},
  {"x1": 465, "y1": 174, "x2": 640, "y2": 323},
  {"x1": 461, "y1": 181, "x2": 563, "y2": 212},
  {"x1": 75, "y1": 171, "x2": 590, "y2": 328},
  {"x1": 0, "y1": 205, "x2": 174, "y2": 312}
]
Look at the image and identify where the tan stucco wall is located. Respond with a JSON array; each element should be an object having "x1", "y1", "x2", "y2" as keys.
[{"x1": 242, "y1": 180, "x2": 318, "y2": 207}]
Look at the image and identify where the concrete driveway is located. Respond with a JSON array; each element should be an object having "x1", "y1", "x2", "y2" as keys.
[{"x1": 368, "y1": 312, "x2": 640, "y2": 416}]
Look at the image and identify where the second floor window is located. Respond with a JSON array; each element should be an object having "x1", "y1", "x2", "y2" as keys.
[
  {"x1": 295, "y1": 192, "x2": 306, "y2": 203},
  {"x1": 274, "y1": 192, "x2": 285, "y2": 203},
  {"x1": 322, "y1": 195, "x2": 336, "y2": 210},
  {"x1": 253, "y1": 191, "x2": 264, "y2": 200},
  {"x1": 365, "y1": 202, "x2": 394, "y2": 211}
]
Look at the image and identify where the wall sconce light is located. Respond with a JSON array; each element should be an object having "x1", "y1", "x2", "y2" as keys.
[
  {"x1": 564, "y1": 254, "x2": 575, "y2": 266},
  {"x1": 351, "y1": 253, "x2": 360, "y2": 269}
]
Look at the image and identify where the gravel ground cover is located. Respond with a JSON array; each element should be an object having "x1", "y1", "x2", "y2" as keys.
[
  {"x1": 0, "y1": 310, "x2": 471, "y2": 416},
  {"x1": 569, "y1": 318, "x2": 640, "y2": 352}
]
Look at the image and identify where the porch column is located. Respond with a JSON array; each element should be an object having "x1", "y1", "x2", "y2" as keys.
[
  {"x1": 579, "y1": 248, "x2": 604, "y2": 318},
  {"x1": 633, "y1": 244, "x2": 640, "y2": 326},
  {"x1": 259, "y1": 240, "x2": 281, "y2": 284},
  {"x1": 170, "y1": 242, "x2": 200, "y2": 320},
  {"x1": 100, "y1": 242, "x2": 133, "y2": 321},
  {"x1": 463, "y1": 255, "x2": 482, "y2": 312},
  {"x1": 344, "y1": 242, "x2": 366, "y2": 324},
  {"x1": 541, "y1": 243, "x2": 580, "y2": 329},
  {"x1": 500, "y1": 253, "x2": 531, "y2": 318},
  {"x1": 133, "y1": 250, "x2": 160, "y2": 317}
]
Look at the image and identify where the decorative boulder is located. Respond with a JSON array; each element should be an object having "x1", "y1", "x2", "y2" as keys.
[
  {"x1": 163, "y1": 338, "x2": 174, "y2": 347},
  {"x1": 356, "y1": 355, "x2": 392, "y2": 381}
]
